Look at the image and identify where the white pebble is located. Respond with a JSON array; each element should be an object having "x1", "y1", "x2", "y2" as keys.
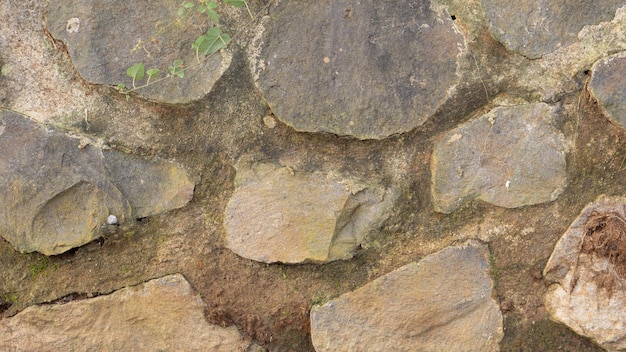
[{"x1": 107, "y1": 214, "x2": 118, "y2": 225}]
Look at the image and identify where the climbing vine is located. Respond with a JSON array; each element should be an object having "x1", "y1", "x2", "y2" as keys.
[{"x1": 116, "y1": 0, "x2": 253, "y2": 98}]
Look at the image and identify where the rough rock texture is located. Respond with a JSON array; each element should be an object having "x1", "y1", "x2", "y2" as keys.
[
  {"x1": 310, "y1": 240, "x2": 503, "y2": 352},
  {"x1": 589, "y1": 52, "x2": 626, "y2": 130},
  {"x1": 0, "y1": 112, "x2": 193, "y2": 255},
  {"x1": 103, "y1": 150, "x2": 194, "y2": 219},
  {"x1": 482, "y1": 0, "x2": 624, "y2": 59},
  {"x1": 225, "y1": 161, "x2": 397, "y2": 263},
  {"x1": 250, "y1": 0, "x2": 466, "y2": 139},
  {"x1": 45, "y1": 0, "x2": 231, "y2": 104},
  {"x1": 544, "y1": 195, "x2": 626, "y2": 351},
  {"x1": 0, "y1": 274, "x2": 254, "y2": 351},
  {"x1": 431, "y1": 102, "x2": 568, "y2": 213}
]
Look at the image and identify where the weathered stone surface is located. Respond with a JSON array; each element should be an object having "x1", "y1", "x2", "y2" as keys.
[
  {"x1": 0, "y1": 111, "x2": 193, "y2": 255},
  {"x1": 224, "y1": 161, "x2": 397, "y2": 263},
  {"x1": 589, "y1": 52, "x2": 626, "y2": 130},
  {"x1": 103, "y1": 150, "x2": 194, "y2": 219},
  {"x1": 431, "y1": 102, "x2": 568, "y2": 213},
  {"x1": 544, "y1": 195, "x2": 626, "y2": 351},
  {"x1": 0, "y1": 274, "x2": 254, "y2": 351},
  {"x1": 45, "y1": 0, "x2": 231, "y2": 104},
  {"x1": 310, "y1": 241, "x2": 503, "y2": 352},
  {"x1": 482, "y1": 0, "x2": 624, "y2": 59},
  {"x1": 250, "y1": 0, "x2": 466, "y2": 139}
]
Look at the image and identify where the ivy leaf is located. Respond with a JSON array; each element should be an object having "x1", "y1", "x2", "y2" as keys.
[
  {"x1": 224, "y1": 0, "x2": 246, "y2": 7},
  {"x1": 146, "y1": 68, "x2": 160, "y2": 78},
  {"x1": 126, "y1": 63, "x2": 145, "y2": 80},
  {"x1": 168, "y1": 59, "x2": 184, "y2": 78},
  {"x1": 206, "y1": 2, "x2": 219, "y2": 23},
  {"x1": 201, "y1": 27, "x2": 231, "y2": 55}
]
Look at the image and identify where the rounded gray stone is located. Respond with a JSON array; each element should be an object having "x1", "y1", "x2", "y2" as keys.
[
  {"x1": 589, "y1": 52, "x2": 626, "y2": 130},
  {"x1": 251, "y1": 0, "x2": 466, "y2": 139},
  {"x1": 481, "y1": 0, "x2": 624, "y2": 59},
  {"x1": 431, "y1": 102, "x2": 568, "y2": 213},
  {"x1": 45, "y1": 0, "x2": 231, "y2": 104}
]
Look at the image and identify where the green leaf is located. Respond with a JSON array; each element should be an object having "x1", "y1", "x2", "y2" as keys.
[
  {"x1": 198, "y1": 4, "x2": 207, "y2": 13},
  {"x1": 201, "y1": 27, "x2": 231, "y2": 55},
  {"x1": 183, "y1": 1, "x2": 195, "y2": 8},
  {"x1": 168, "y1": 59, "x2": 184, "y2": 79},
  {"x1": 224, "y1": 0, "x2": 246, "y2": 8},
  {"x1": 126, "y1": 63, "x2": 145, "y2": 80},
  {"x1": 116, "y1": 83, "x2": 126, "y2": 90},
  {"x1": 207, "y1": 1, "x2": 218, "y2": 9},
  {"x1": 146, "y1": 68, "x2": 160, "y2": 78},
  {"x1": 207, "y1": 8, "x2": 219, "y2": 24},
  {"x1": 177, "y1": 7, "x2": 185, "y2": 16}
]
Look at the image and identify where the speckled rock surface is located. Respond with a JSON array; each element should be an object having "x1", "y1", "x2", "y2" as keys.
[
  {"x1": 225, "y1": 160, "x2": 397, "y2": 263},
  {"x1": 431, "y1": 102, "x2": 568, "y2": 213},
  {"x1": 250, "y1": 0, "x2": 466, "y2": 139},
  {"x1": 589, "y1": 52, "x2": 626, "y2": 130},
  {"x1": 0, "y1": 274, "x2": 255, "y2": 352},
  {"x1": 310, "y1": 241, "x2": 503, "y2": 352},
  {"x1": 481, "y1": 0, "x2": 624, "y2": 59},
  {"x1": 45, "y1": 0, "x2": 231, "y2": 104},
  {"x1": 0, "y1": 111, "x2": 193, "y2": 255}
]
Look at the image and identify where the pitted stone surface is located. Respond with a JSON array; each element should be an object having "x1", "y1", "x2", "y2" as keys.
[
  {"x1": 251, "y1": 0, "x2": 466, "y2": 139},
  {"x1": 589, "y1": 52, "x2": 626, "y2": 130},
  {"x1": 0, "y1": 111, "x2": 193, "y2": 255},
  {"x1": 46, "y1": 0, "x2": 231, "y2": 104},
  {"x1": 310, "y1": 241, "x2": 503, "y2": 352},
  {"x1": 482, "y1": 0, "x2": 624, "y2": 59},
  {"x1": 544, "y1": 195, "x2": 626, "y2": 352},
  {"x1": 431, "y1": 102, "x2": 568, "y2": 213},
  {"x1": 224, "y1": 161, "x2": 397, "y2": 263},
  {"x1": 0, "y1": 274, "x2": 254, "y2": 351}
]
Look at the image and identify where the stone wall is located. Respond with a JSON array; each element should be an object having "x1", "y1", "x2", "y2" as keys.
[{"x1": 1, "y1": 0, "x2": 625, "y2": 351}]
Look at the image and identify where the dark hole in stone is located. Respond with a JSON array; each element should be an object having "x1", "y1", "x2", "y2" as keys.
[
  {"x1": 450, "y1": 15, "x2": 456, "y2": 20},
  {"x1": 54, "y1": 246, "x2": 79, "y2": 260},
  {"x1": 580, "y1": 213, "x2": 626, "y2": 292},
  {"x1": 583, "y1": 69, "x2": 590, "y2": 75},
  {"x1": 0, "y1": 302, "x2": 11, "y2": 315}
]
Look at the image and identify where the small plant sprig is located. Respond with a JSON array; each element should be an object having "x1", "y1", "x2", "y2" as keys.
[{"x1": 116, "y1": 0, "x2": 253, "y2": 99}]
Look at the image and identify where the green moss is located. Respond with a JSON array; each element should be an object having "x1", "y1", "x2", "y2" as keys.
[{"x1": 29, "y1": 255, "x2": 51, "y2": 279}]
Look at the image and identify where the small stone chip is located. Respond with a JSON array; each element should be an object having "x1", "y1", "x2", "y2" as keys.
[
  {"x1": 107, "y1": 215, "x2": 118, "y2": 225},
  {"x1": 66, "y1": 18, "x2": 80, "y2": 33}
]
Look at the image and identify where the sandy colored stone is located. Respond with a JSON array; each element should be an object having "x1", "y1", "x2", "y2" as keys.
[
  {"x1": 431, "y1": 102, "x2": 568, "y2": 213},
  {"x1": 310, "y1": 240, "x2": 503, "y2": 352},
  {"x1": 0, "y1": 274, "x2": 253, "y2": 351},
  {"x1": 250, "y1": 0, "x2": 466, "y2": 139},
  {"x1": 225, "y1": 161, "x2": 397, "y2": 263},
  {"x1": 544, "y1": 195, "x2": 626, "y2": 351}
]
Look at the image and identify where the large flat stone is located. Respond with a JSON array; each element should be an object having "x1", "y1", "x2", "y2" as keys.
[
  {"x1": 0, "y1": 274, "x2": 254, "y2": 351},
  {"x1": 0, "y1": 112, "x2": 193, "y2": 255},
  {"x1": 310, "y1": 241, "x2": 503, "y2": 352},
  {"x1": 431, "y1": 102, "x2": 568, "y2": 213},
  {"x1": 589, "y1": 52, "x2": 626, "y2": 130},
  {"x1": 544, "y1": 195, "x2": 626, "y2": 351},
  {"x1": 482, "y1": 0, "x2": 623, "y2": 59},
  {"x1": 46, "y1": 0, "x2": 231, "y2": 104},
  {"x1": 224, "y1": 161, "x2": 397, "y2": 263},
  {"x1": 250, "y1": 0, "x2": 466, "y2": 139}
]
